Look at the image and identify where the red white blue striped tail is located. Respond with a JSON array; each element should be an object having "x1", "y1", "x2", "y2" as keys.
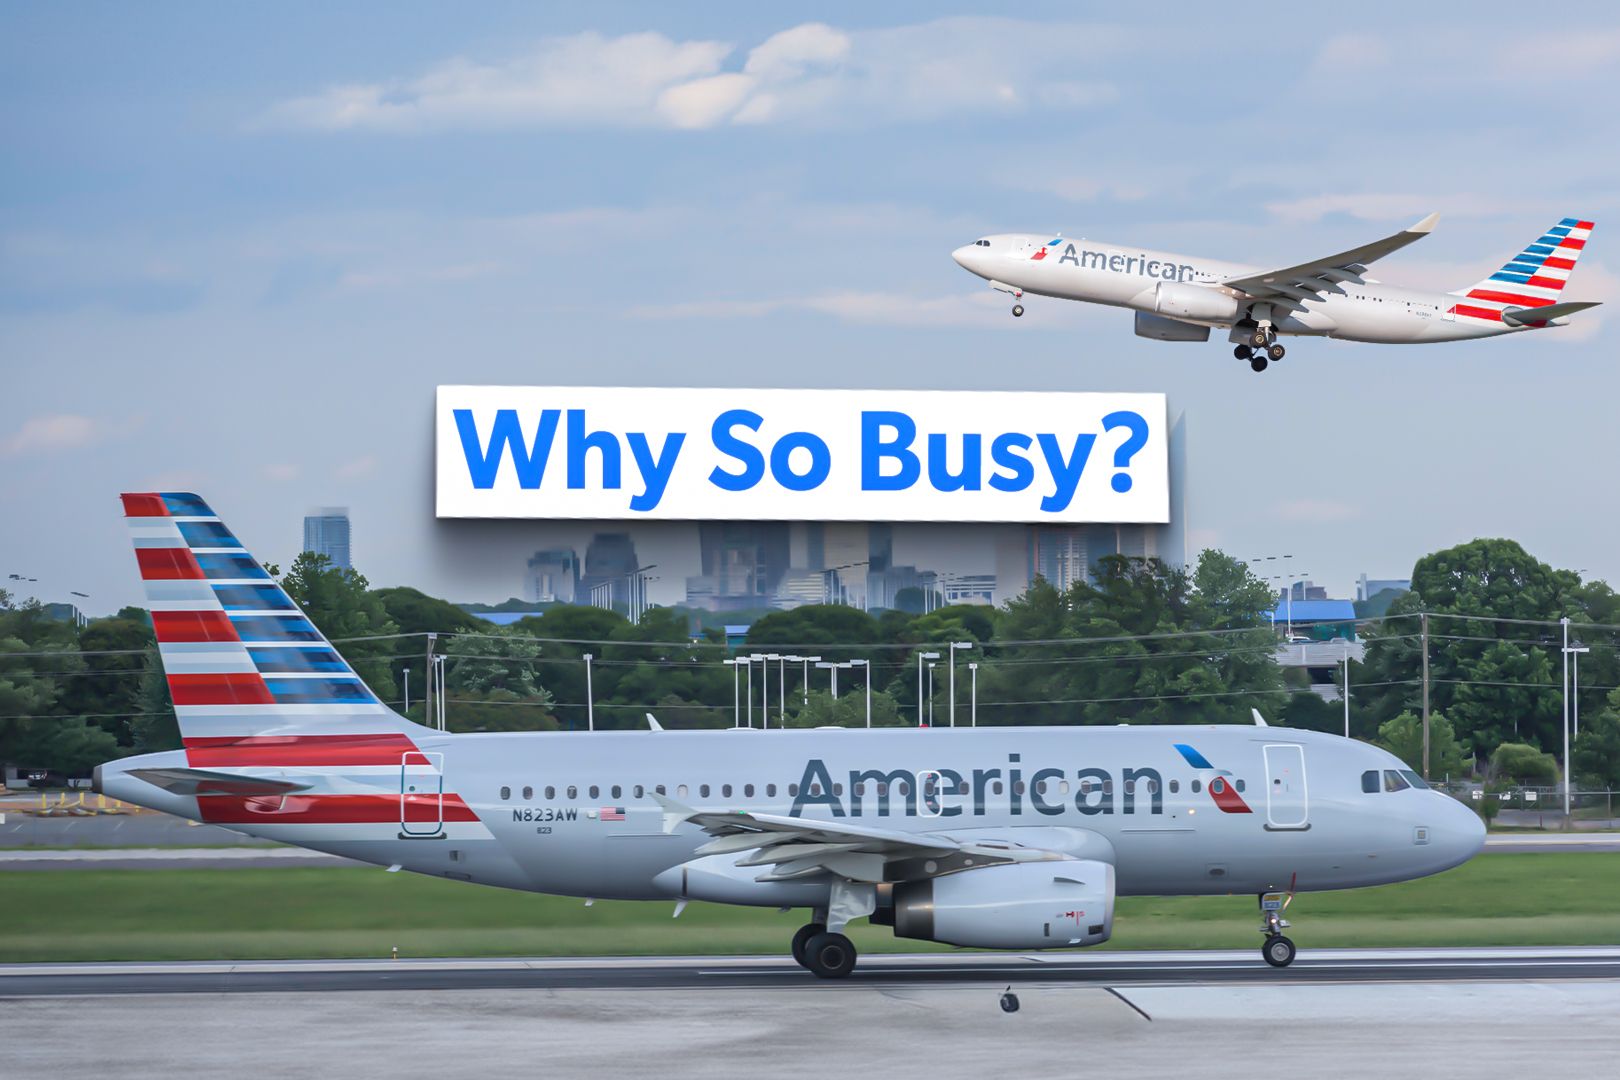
[
  {"x1": 1450, "y1": 217, "x2": 1594, "y2": 324},
  {"x1": 122, "y1": 492, "x2": 419, "y2": 743}
]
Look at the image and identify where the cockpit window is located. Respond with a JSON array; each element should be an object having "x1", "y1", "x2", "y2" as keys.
[
  {"x1": 1400, "y1": 769, "x2": 1428, "y2": 789},
  {"x1": 976, "y1": 239, "x2": 991, "y2": 246},
  {"x1": 1361, "y1": 770, "x2": 1379, "y2": 794},
  {"x1": 1383, "y1": 769, "x2": 1411, "y2": 792}
]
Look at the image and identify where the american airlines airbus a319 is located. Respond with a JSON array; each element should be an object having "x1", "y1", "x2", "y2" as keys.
[
  {"x1": 953, "y1": 216, "x2": 1598, "y2": 371},
  {"x1": 98, "y1": 493, "x2": 1485, "y2": 978}
]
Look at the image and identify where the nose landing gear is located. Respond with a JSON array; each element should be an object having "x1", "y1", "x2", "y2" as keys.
[
  {"x1": 1259, "y1": 891, "x2": 1296, "y2": 967},
  {"x1": 1012, "y1": 304, "x2": 1024, "y2": 317}
]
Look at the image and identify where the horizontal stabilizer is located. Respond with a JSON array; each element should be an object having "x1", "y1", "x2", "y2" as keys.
[
  {"x1": 1502, "y1": 300, "x2": 1601, "y2": 327},
  {"x1": 128, "y1": 767, "x2": 312, "y2": 797}
]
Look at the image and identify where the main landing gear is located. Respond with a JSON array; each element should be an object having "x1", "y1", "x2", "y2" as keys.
[
  {"x1": 793, "y1": 921, "x2": 857, "y2": 978},
  {"x1": 1259, "y1": 892, "x2": 1296, "y2": 968},
  {"x1": 1234, "y1": 330, "x2": 1285, "y2": 372}
]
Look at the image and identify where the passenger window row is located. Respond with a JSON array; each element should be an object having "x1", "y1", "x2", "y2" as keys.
[{"x1": 495, "y1": 776, "x2": 1244, "y2": 802}]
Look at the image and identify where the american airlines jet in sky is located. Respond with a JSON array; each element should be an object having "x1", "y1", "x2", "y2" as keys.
[
  {"x1": 97, "y1": 493, "x2": 1485, "y2": 977},
  {"x1": 952, "y1": 217, "x2": 1598, "y2": 371}
]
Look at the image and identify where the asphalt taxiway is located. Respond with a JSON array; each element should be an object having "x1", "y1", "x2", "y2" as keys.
[{"x1": 4, "y1": 952, "x2": 1618, "y2": 1080}]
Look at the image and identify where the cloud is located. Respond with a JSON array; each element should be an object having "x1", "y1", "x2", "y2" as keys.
[
  {"x1": 1273, "y1": 499, "x2": 1360, "y2": 524},
  {"x1": 631, "y1": 288, "x2": 1108, "y2": 329},
  {"x1": 1265, "y1": 193, "x2": 1520, "y2": 226},
  {"x1": 337, "y1": 455, "x2": 378, "y2": 480},
  {"x1": 0, "y1": 414, "x2": 99, "y2": 457},
  {"x1": 258, "y1": 19, "x2": 1121, "y2": 133},
  {"x1": 262, "y1": 463, "x2": 299, "y2": 482}
]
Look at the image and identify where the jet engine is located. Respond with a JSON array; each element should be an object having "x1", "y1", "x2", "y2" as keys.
[
  {"x1": 1135, "y1": 311, "x2": 1211, "y2": 341},
  {"x1": 873, "y1": 860, "x2": 1114, "y2": 949},
  {"x1": 1153, "y1": 280, "x2": 1240, "y2": 323}
]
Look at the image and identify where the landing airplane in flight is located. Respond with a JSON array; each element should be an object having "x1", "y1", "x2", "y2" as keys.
[
  {"x1": 952, "y1": 217, "x2": 1599, "y2": 371},
  {"x1": 98, "y1": 493, "x2": 1485, "y2": 977}
]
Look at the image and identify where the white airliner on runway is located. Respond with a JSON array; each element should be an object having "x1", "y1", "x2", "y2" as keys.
[
  {"x1": 97, "y1": 493, "x2": 1486, "y2": 977},
  {"x1": 952, "y1": 217, "x2": 1598, "y2": 371}
]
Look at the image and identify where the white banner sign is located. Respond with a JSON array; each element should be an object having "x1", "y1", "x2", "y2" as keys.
[{"x1": 436, "y1": 386, "x2": 1168, "y2": 523}]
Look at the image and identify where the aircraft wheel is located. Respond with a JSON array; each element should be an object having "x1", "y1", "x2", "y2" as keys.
[
  {"x1": 1012, "y1": 304, "x2": 1024, "y2": 318},
  {"x1": 1250, "y1": 357, "x2": 1268, "y2": 373},
  {"x1": 803, "y1": 931, "x2": 858, "y2": 979},
  {"x1": 1234, "y1": 345, "x2": 1253, "y2": 360},
  {"x1": 1263, "y1": 934, "x2": 1296, "y2": 968},
  {"x1": 1249, "y1": 328, "x2": 1268, "y2": 348},
  {"x1": 791, "y1": 922, "x2": 826, "y2": 969},
  {"x1": 1268, "y1": 343, "x2": 1286, "y2": 362}
]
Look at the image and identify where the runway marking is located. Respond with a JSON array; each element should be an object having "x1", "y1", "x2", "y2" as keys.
[{"x1": 1104, "y1": 986, "x2": 1154, "y2": 1021}]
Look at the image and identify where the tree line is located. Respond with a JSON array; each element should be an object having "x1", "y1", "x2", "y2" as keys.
[{"x1": 3, "y1": 538, "x2": 1618, "y2": 788}]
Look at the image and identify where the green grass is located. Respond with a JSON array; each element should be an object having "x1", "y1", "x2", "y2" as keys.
[{"x1": 2, "y1": 854, "x2": 1617, "y2": 963}]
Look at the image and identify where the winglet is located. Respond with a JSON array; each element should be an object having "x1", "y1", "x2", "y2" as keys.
[
  {"x1": 1252, "y1": 709, "x2": 1269, "y2": 727},
  {"x1": 645, "y1": 712, "x2": 664, "y2": 732},
  {"x1": 1409, "y1": 212, "x2": 1440, "y2": 235},
  {"x1": 650, "y1": 790, "x2": 696, "y2": 834}
]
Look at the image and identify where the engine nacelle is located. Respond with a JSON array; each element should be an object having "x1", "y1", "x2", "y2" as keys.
[
  {"x1": 1153, "y1": 280, "x2": 1239, "y2": 323},
  {"x1": 1135, "y1": 311, "x2": 1211, "y2": 342},
  {"x1": 878, "y1": 860, "x2": 1114, "y2": 949}
]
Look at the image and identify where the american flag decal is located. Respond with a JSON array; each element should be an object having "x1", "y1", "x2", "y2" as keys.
[{"x1": 599, "y1": 807, "x2": 626, "y2": 821}]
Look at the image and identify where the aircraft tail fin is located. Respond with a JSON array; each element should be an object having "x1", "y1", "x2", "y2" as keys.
[
  {"x1": 121, "y1": 492, "x2": 424, "y2": 746},
  {"x1": 1451, "y1": 217, "x2": 1594, "y2": 322}
]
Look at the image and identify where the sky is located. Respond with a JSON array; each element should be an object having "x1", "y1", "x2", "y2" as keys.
[{"x1": 4, "y1": 1, "x2": 1619, "y2": 614}]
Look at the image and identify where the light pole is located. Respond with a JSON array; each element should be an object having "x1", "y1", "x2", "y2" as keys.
[
  {"x1": 948, "y1": 641, "x2": 974, "y2": 728},
  {"x1": 800, "y1": 655, "x2": 821, "y2": 705},
  {"x1": 917, "y1": 651, "x2": 940, "y2": 726},
  {"x1": 968, "y1": 661, "x2": 979, "y2": 727},
  {"x1": 817, "y1": 660, "x2": 853, "y2": 698},
  {"x1": 582, "y1": 653, "x2": 594, "y2": 732},
  {"x1": 723, "y1": 658, "x2": 742, "y2": 728},
  {"x1": 762, "y1": 654, "x2": 780, "y2": 729},
  {"x1": 927, "y1": 662, "x2": 937, "y2": 727},
  {"x1": 1569, "y1": 641, "x2": 1590, "y2": 739},
  {"x1": 403, "y1": 667, "x2": 410, "y2": 712},
  {"x1": 852, "y1": 659, "x2": 871, "y2": 727},
  {"x1": 1561, "y1": 617, "x2": 1572, "y2": 819},
  {"x1": 1341, "y1": 640, "x2": 1351, "y2": 738},
  {"x1": 1562, "y1": 622, "x2": 1590, "y2": 820},
  {"x1": 743, "y1": 656, "x2": 754, "y2": 729},
  {"x1": 778, "y1": 655, "x2": 794, "y2": 726}
]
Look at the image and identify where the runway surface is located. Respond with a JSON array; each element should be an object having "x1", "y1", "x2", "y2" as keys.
[{"x1": 6, "y1": 946, "x2": 1620, "y2": 997}]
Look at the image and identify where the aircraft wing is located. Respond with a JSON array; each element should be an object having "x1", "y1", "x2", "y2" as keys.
[
  {"x1": 1223, "y1": 212, "x2": 1439, "y2": 306},
  {"x1": 654, "y1": 793, "x2": 1071, "y2": 884}
]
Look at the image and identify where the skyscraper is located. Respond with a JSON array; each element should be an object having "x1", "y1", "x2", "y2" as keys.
[
  {"x1": 526, "y1": 547, "x2": 581, "y2": 604},
  {"x1": 302, "y1": 508, "x2": 351, "y2": 570}
]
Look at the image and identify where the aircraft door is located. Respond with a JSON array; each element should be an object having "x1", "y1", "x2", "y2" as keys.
[
  {"x1": 400, "y1": 750, "x2": 445, "y2": 837},
  {"x1": 1262, "y1": 744, "x2": 1309, "y2": 831}
]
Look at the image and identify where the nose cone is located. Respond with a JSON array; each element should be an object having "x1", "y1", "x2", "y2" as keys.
[
  {"x1": 1435, "y1": 796, "x2": 1488, "y2": 870},
  {"x1": 951, "y1": 244, "x2": 975, "y2": 270}
]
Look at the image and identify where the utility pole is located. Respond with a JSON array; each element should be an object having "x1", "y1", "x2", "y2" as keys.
[{"x1": 1420, "y1": 612, "x2": 1430, "y2": 779}]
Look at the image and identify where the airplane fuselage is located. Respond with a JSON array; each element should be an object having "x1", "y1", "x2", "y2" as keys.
[
  {"x1": 953, "y1": 234, "x2": 1538, "y2": 344},
  {"x1": 99, "y1": 723, "x2": 1484, "y2": 903}
]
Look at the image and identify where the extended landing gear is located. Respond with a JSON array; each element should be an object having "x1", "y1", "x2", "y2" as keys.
[
  {"x1": 803, "y1": 931, "x2": 858, "y2": 979},
  {"x1": 792, "y1": 920, "x2": 858, "y2": 978},
  {"x1": 1259, "y1": 892, "x2": 1296, "y2": 967},
  {"x1": 1235, "y1": 333, "x2": 1284, "y2": 372},
  {"x1": 1264, "y1": 934, "x2": 1297, "y2": 968},
  {"x1": 1011, "y1": 303, "x2": 1024, "y2": 318},
  {"x1": 791, "y1": 922, "x2": 825, "y2": 968}
]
